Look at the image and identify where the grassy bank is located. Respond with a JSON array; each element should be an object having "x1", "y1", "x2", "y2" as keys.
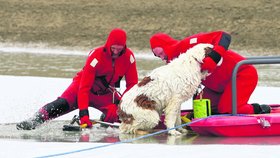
[{"x1": 0, "y1": 0, "x2": 280, "y2": 54}]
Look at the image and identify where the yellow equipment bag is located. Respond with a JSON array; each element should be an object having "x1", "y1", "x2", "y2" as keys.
[{"x1": 193, "y1": 99, "x2": 211, "y2": 118}]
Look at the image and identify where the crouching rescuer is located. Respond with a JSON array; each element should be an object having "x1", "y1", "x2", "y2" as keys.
[
  {"x1": 16, "y1": 28, "x2": 138, "y2": 130},
  {"x1": 149, "y1": 30, "x2": 271, "y2": 115}
]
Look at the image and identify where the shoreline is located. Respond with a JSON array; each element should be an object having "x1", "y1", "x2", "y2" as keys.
[
  {"x1": 0, "y1": 42, "x2": 156, "y2": 60},
  {"x1": 1, "y1": 42, "x2": 280, "y2": 58}
]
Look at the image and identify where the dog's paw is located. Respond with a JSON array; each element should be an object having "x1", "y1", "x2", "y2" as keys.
[
  {"x1": 177, "y1": 128, "x2": 188, "y2": 134},
  {"x1": 135, "y1": 129, "x2": 149, "y2": 135},
  {"x1": 168, "y1": 129, "x2": 182, "y2": 136}
]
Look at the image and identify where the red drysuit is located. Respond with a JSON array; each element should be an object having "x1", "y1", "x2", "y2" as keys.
[
  {"x1": 150, "y1": 31, "x2": 257, "y2": 114},
  {"x1": 59, "y1": 29, "x2": 138, "y2": 122}
]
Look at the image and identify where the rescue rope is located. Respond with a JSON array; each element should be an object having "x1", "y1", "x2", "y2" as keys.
[{"x1": 35, "y1": 114, "x2": 235, "y2": 158}]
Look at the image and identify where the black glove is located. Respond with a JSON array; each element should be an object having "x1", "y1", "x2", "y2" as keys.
[{"x1": 252, "y1": 103, "x2": 271, "y2": 114}]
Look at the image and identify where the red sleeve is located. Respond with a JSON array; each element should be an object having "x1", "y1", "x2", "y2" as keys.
[
  {"x1": 123, "y1": 53, "x2": 138, "y2": 95},
  {"x1": 78, "y1": 52, "x2": 97, "y2": 110},
  {"x1": 184, "y1": 31, "x2": 231, "y2": 56},
  {"x1": 208, "y1": 31, "x2": 231, "y2": 56}
]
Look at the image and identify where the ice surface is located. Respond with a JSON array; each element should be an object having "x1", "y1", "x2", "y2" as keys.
[{"x1": 0, "y1": 75, "x2": 280, "y2": 158}]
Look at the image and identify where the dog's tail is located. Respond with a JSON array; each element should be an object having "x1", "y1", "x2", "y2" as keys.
[
  {"x1": 119, "y1": 93, "x2": 161, "y2": 134},
  {"x1": 119, "y1": 108, "x2": 160, "y2": 134},
  {"x1": 134, "y1": 109, "x2": 160, "y2": 128}
]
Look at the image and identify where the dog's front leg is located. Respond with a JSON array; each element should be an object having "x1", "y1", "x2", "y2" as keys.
[
  {"x1": 164, "y1": 101, "x2": 182, "y2": 136},
  {"x1": 175, "y1": 112, "x2": 188, "y2": 134}
]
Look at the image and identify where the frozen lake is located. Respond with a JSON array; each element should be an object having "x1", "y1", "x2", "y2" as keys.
[{"x1": 0, "y1": 75, "x2": 280, "y2": 158}]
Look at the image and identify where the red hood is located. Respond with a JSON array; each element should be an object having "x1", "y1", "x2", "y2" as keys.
[
  {"x1": 104, "y1": 28, "x2": 127, "y2": 56},
  {"x1": 150, "y1": 33, "x2": 180, "y2": 62}
]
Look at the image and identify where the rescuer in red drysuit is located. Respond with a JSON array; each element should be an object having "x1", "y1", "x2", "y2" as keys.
[
  {"x1": 150, "y1": 31, "x2": 271, "y2": 115},
  {"x1": 17, "y1": 28, "x2": 138, "y2": 130}
]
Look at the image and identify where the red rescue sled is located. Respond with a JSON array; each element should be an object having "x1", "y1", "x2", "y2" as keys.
[
  {"x1": 189, "y1": 57, "x2": 280, "y2": 137},
  {"x1": 190, "y1": 112, "x2": 280, "y2": 137}
]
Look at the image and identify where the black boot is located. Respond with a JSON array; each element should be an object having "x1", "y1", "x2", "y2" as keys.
[
  {"x1": 16, "y1": 98, "x2": 70, "y2": 130},
  {"x1": 252, "y1": 103, "x2": 271, "y2": 114},
  {"x1": 16, "y1": 112, "x2": 45, "y2": 130}
]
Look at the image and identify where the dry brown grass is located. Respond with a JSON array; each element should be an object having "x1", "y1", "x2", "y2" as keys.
[{"x1": 1, "y1": 0, "x2": 280, "y2": 54}]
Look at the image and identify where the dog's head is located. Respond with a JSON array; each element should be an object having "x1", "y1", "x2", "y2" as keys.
[{"x1": 188, "y1": 43, "x2": 214, "y2": 64}]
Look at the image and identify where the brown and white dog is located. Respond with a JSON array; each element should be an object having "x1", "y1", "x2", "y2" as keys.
[{"x1": 118, "y1": 43, "x2": 212, "y2": 135}]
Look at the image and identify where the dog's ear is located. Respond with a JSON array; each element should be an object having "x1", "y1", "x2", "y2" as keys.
[
  {"x1": 201, "y1": 44, "x2": 214, "y2": 60},
  {"x1": 204, "y1": 47, "x2": 212, "y2": 55}
]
